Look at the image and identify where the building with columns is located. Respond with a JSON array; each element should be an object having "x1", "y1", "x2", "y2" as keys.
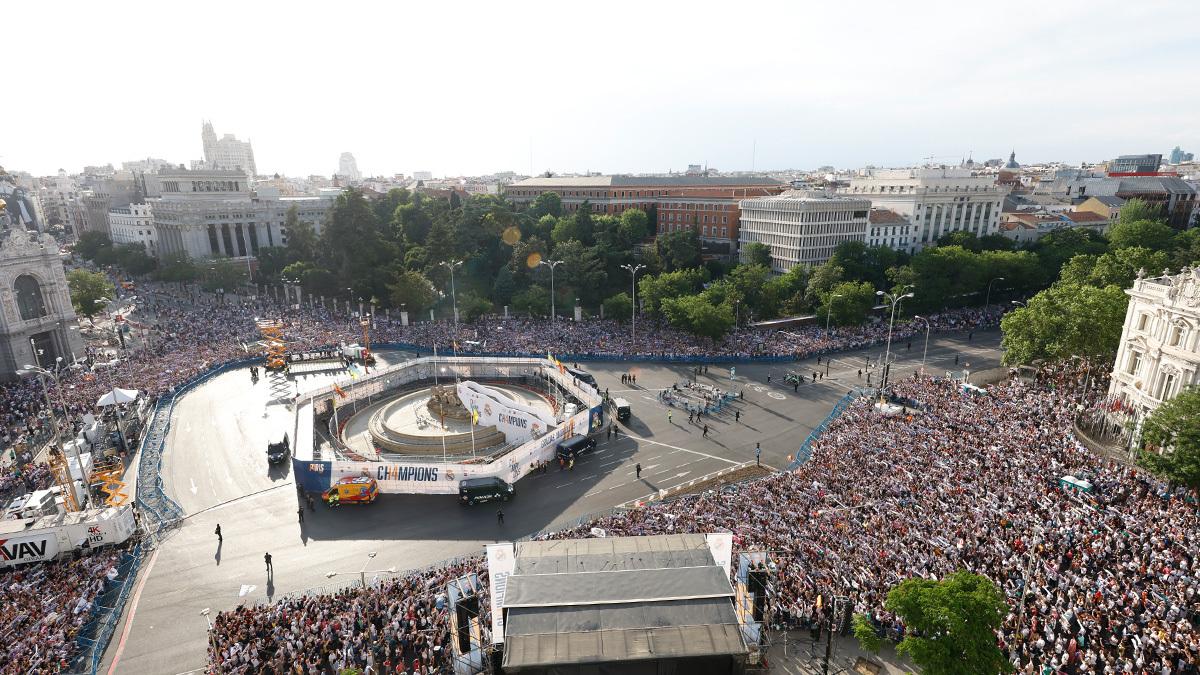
[
  {"x1": 841, "y1": 167, "x2": 1003, "y2": 251},
  {"x1": 145, "y1": 168, "x2": 337, "y2": 260},
  {"x1": 1107, "y1": 267, "x2": 1200, "y2": 436},
  {"x1": 0, "y1": 228, "x2": 85, "y2": 377}
]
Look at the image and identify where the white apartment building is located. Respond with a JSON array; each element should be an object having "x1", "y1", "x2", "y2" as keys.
[
  {"x1": 145, "y1": 168, "x2": 338, "y2": 260},
  {"x1": 866, "y1": 209, "x2": 915, "y2": 251},
  {"x1": 201, "y1": 121, "x2": 257, "y2": 177},
  {"x1": 108, "y1": 203, "x2": 157, "y2": 256},
  {"x1": 842, "y1": 168, "x2": 1003, "y2": 251},
  {"x1": 1108, "y1": 267, "x2": 1200, "y2": 423},
  {"x1": 737, "y1": 190, "x2": 870, "y2": 273}
]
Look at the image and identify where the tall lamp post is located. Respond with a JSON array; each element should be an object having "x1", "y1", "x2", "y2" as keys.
[
  {"x1": 985, "y1": 276, "x2": 1005, "y2": 314},
  {"x1": 824, "y1": 293, "x2": 843, "y2": 337},
  {"x1": 913, "y1": 315, "x2": 931, "y2": 373},
  {"x1": 19, "y1": 359, "x2": 85, "y2": 512},
  {"x1": 440, "y1": 260, "x2": 464, "y2": 327},
  {"x1": 876, "y1": 286, "x2": 914, "y2": 390},
  {"x1": 539, "y1": 259, "x2": 563, "y2": 321},
  {"x1": 620, "y1": 263, "x2": 646, "y2": 344}
]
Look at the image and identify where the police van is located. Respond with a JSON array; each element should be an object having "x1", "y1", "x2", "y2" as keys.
[
  {"x1": 613, "y1": 398, "x2": 631, "y2": 422},
  {"x1": 556, "y1": 434, "x2": 596, "y2": 462},
  {"x1": 459, "y1": 477, "x2": 514, "y2": 506}
]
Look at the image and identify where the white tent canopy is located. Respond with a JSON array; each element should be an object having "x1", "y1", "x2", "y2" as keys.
[{"x1": 96, "y1": 388, "x2": 140, "y2": 407}]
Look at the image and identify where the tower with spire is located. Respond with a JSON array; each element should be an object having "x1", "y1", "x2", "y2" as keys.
[{"x1": 1005, "y1": 150, "x2": 1020, "y2": 169}]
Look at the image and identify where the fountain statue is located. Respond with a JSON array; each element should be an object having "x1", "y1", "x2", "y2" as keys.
[{"x1": 426, "y1": 384, "x2": 471, "y2": 421}]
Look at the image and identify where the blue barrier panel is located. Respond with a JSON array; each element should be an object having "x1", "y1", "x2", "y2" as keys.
[
  {"x1": 787, "y1": 389, "x2": 864, "y2": 472},
  {"x1": 72, "y1": 542, "x2": 144, "y2": 674}
]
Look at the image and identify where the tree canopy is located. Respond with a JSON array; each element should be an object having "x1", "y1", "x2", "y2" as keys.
[
  {"x1": 1138, "y1": 386, "x2": 1200, "y2": 490},
  {"x1": 885, "y1": 571, "x2": 1012, "y2": 675},
  {"x1": 67, "y1": 269, "x2": 115, "y2": 321},
  {"x1": 999, "y1": 282, "x2": 1128, "y2": 364}
]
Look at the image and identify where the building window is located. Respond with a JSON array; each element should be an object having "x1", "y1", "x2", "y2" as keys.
[
  {"x1": 15, "y1": 275, "x2": 47, "y2": 320},
  {"x1": 1158, "y1": 371, "x2": 1177, "y2": 400},
  {"x1": 1136, "y1": 313, "x2": 1149, "y2": 332},
  {"x1": 1168, "y1": 325, "x2": 1185, "y2": 347},
  {"x1": 1126, "y1": 350, "x2": 1143, "y2": 375}
]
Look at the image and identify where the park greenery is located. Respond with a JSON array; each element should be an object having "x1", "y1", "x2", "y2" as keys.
[
  {"x1": 1138, "y1": 386, "x2": 1200, "y2": 490},
  {"x1": 74, "y1": 190, "x2": 1197, "y2": 349},
  {"x1": 1000, "y1": 199, "x2": 1199, "y2": 365},
  {"x1": 66, "y1": 269, "x2": 115, "y2": 321}
]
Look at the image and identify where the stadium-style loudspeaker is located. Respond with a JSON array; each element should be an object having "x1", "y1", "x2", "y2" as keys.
[
  {"x1": 455, "y1": 595, "x2": 480, "y2": 653},
  {"x1": 748, "y1": 569, "x2": 769, "y2": 622}
]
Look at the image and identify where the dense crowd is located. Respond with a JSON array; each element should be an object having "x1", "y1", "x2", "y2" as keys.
[
  {"x1": 207, "y1": 369, "x2": 1199, "y2": 674},
  {"x1": 0, "y1": 547, "x2": 126, "y2": 674}
]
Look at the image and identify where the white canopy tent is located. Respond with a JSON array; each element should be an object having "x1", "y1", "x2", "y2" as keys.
[{"x1": 96, "y1": 388, "x2": 140, "y2": 407}]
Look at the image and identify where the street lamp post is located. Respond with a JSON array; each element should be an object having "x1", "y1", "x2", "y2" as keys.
[
  {"x1": 20, "y1": 358, "x2": 85, "y2": 511},
  {"x1": 324, "y1": 551, "x2": 398, "y2": 588},
  {"x1": 1011, "y1": 299, "x2": 1027, "y2": 309},
  {"x1": 539, "y1": 259, "x2": 563, "y2": 321},
  {"x1": 824, "y1": 293, "x2": 843, "y2": 337},
  {"x1": 875, "y1": 287, "x2": 914, "y2": 390},
  {"x1": 620, "y1": 263, "x2": 646, "y2": 344},
  {"x1": 913, "y1": 315, "x2": 931, "y2": 373},
  {"x1": 440, "y1": 260, "x2": 464, "y2": 327},
  {"x1": 985, "y1": 276, "x2": 1006, "y2": 314}
]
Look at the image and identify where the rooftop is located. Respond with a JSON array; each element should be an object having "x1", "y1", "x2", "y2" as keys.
[{"x1": 510, "y1": 175, "x2": 782, "y2": 188}]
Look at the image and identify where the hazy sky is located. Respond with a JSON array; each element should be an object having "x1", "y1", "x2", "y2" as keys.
[{"x1": 7, "y1": 0, "x2": 1198, "y2": 178}]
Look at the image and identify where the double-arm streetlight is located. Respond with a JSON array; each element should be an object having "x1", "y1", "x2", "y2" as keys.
[
  {"x1": 539, "y1": 259, "x2": 563, "y2": 321},
  {"x1": 440, "y1": 260, "x2": 464, "y2": 327},
  {"x1": 876, "y1": 286, "x2": 915, "y2": 389},
  {"x1": 912, "y1": 315, "x2": 931, "y2": 373},
  {"x1": 985, "y1": 276, "x2": 1005, "y2": 314},
  {"x1": 824, "y1": 293, "x2": 843, "y2": 337},
  {"x1": 19, "y1": 356, "x2": 85, "y2": 511},
  {"x1": 620, "y1": 263, "x2": 646, "y2": 344},
  {"x1": 325, "y1": 551, "x2": 398, "y2": 588}
]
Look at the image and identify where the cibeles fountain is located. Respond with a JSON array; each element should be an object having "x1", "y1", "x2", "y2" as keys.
[{"x1": 366, "y1": 380, "x2": 556, "y2": 456}]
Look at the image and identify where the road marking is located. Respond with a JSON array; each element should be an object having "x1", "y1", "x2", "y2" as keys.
[
  {"x1": 190, "y1": 478, "x2": 198, "y2": 494},
  {"x1": 620, "y1": 433, "x2": 740, "y2": 465},
  {"x1": 106, "y1": 546, "x2": 161, "y2": 675},
  {"x1": 768, "y1": 392, "x2": 787, "y2": 400},
  {"x1": 644, "y1": 455, "x2": 661, "y2": 461},
  {"x1": 554, "y1": 481, "x2": 575, "y2": 488},
  {"x1": 581, "y1": 474, "x2": 597, "y2": 480},
  {"x1": 599, "y1": 459, "x2": 622, "y2": 468}
]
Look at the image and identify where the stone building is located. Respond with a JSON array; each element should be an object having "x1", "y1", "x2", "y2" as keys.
[{"x1": 0, "y1": 226, "x2": 85, "y2": 377}]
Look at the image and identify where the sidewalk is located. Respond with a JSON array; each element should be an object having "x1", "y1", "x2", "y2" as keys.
[{"x1": 763, "y1": 631, "x2": 914, "y2": 675}]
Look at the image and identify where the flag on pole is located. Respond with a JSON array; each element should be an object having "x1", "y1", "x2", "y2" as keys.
[{"x1": 333, "y1": 384, "x2": 347, "y2": 398}]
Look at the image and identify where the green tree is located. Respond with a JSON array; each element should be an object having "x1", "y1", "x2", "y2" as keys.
[
  {"x1": 284, "y1": 205, "x2": 318, "y2": 262},
  {"x1": 1000, "y1": 282, "x2": 1128, "y2": 364},
  {"x1": 617, "y1": 208, "x2": 650, "y2": 244},
  {"x1": 112, "y1": 244, "x2": 156, "y2": 275},
  {"x1": 457, "y1": 291, "x2": 493, "y2": 322},
  {"x1": 661, "y1": 294, "x2": 734, "y2": 340},
  {"x1": 638, "y1": 267, "x2": 710, "y2": 317},
  {"x1": 743, "y1": 242, "x2": 772, "y2": 268},
  {"x1": 394, "y1": 198, "x2": 434, "y2": 244},
  {"x1": 155, "y1": 251, "x2": 199, "y2": 283},
  {"x1": 253, "y1": 246, "x2": 289, "y2": 282},
  {"x1": 765, "y1": 265, "x2": 811, "y2": 315},
  {"x1": 74, "y1": 231, "x2": 113, "y2": 261},
  {"x1": 937, "y1": 230, "x2": 983, "y2": 252},
  {"x1": 551, "y1": 216, "x2": 586, "y2": 245},
  {"x1": 1171, "y1": 228, "x2": 1200, "y2": 269},
  {"x1": 1138, "y1": 387, "x2": 1200, "y2": 490},
  {"x1": 387, "y1": 270, "x2": 436, "y2": 315},
  {"x1": 1059, "y1": 247, "x2": 1169, "y2": 289},
  {"x1": 885, "y1": 571, "x2": 1011, "y2": 675},
  {"x1": 602, "y1": 292, "x2": 633, "y2": 322},
  {"x1": 1108, "y1": 219, "x2": 1177, "y2": 252},
  {"x1": 851, "y1": 613, "x2": 882, "y2": 655},
  {"x1": 67, "y1": 269, "x2": 115, "y2": 321},
  {"x1": 532, "y1": 214, "x2": 558, "y2": 242},
  {"x1": 553, "y1": 240, "x2": 607, "y2": 306},
  {"x1": 200, "y1": 259, "x2": 248, "y2": 292},
  {"x1": 819, "y1": 281, "x2": 876, "y2": 326},
  {"x1": 319, "y1": 188, "x2": 396, "y2": 301},
  {"x1": 425, "y1": 220, "x2": 456, "y2": 264},
  {"x1": 656, "y1": 228, "x2": 702, "y2": 271},
  {"x1": 491, "y1": 266, "x2": 517, "y2": 306},
  {"x1": 529, "y1": 191, "x2": 563, "y2": 219},
  {"x1": 1031, "y1": 227, "x2": 1109, "y2": 279},
  {"x1": 804, "y1": 261, "x2": 845, "y2": 308},
  {"x1": 909, "y1": 245, "x2": 983, "y2": 311},
  {"x1": 511, "y1": 286, "x2": 551, "y2": 317},
  {"x1": 1117, "y1": 197, "x2": 1163, "y2": 226}
]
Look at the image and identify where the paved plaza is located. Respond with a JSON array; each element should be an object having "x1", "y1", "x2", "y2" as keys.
[{"x1": 102, "y1": 331, "x2": 1002, "y2": 674}]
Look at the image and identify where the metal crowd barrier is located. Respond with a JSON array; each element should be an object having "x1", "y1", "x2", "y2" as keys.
[
  {"x1": 787, "y1": 389, "x2": 866, "y2": 472},
  {"x1": 72, "y1": 541, "x2": 145, "y2": 674}
]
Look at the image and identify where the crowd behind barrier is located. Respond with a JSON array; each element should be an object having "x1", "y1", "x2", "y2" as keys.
[{"x1": 208, "y1": 363, "x2": 1200, "y2": 675}]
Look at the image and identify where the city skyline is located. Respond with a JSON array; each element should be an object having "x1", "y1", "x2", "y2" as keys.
[{"x1": 6, "y1": 0, "x2": 1198, "y2": 178}]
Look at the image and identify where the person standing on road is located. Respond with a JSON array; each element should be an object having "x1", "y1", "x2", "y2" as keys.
[
  {"x1": 702, "y1": 424, "x2": 709, "y2": 437},
  {"x1": 735, "y1": 410, "x2": 741, "y2": 423},
  {"x1": 297, "y1": 506, "x2": 304, "y2": 524},
  {"x1": 215, "y1": 524, "x2": 222, "y2": 543},
  {"x1": 636, "y1": 463, "x2": 642, "y2": 478},
  {"x1": 497, "y1": 509, "x2": 504, "y2": 525},
  {"x1": 755, "y1": 443, "x2": 761, "y2": 466},
  {"x1": 668, "y1": 411, "x2": 673, "y2": 424},
  {"x1": 264, "y1": 552, "x2": 273, "y2": 574}
]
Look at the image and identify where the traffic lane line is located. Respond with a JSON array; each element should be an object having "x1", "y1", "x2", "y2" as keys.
[
  {"x1": 106, "y1": 546, "x2": 161, "y2": 675},
  {"x1": 614, "y1": 433, "x2": 741, "y2": 465},
  {"x1": 581, "y1": 458, "x2": 728, "y2": 498}
]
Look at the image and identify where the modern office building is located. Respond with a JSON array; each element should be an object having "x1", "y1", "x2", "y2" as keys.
[
  {"x1": 737, "y1": 190, "x2": 870, "y2": 273},
  {"x1": 1107, "y1": 267, "x2": 1200, "y2": 441},
  {"x1": 201, "y1": 121, "x2": 257, "y2": 177},
  {"x1": 1168, "y1": 147, "x2": 1194, "y2": 165},
  {"x1": 842, "y1": 167, "x2": 1003, "y2": 251},
  {"x1": 1049, "y1": 175, "x2": 1196, "y2": 228},
  {"x1": 108, "y1": 203, "x2": 157, "y2": 256},
  {"x1": 1108, "y1": 154, "x2": 1162, "y2": 175},
  {"x1": 145, "y1": 168, "x2": 337, "y2": 260}
]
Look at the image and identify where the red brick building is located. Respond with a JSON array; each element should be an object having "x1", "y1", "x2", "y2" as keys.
[{"x1": 506, "y1": 175, "x2": 785, "y2": 256}]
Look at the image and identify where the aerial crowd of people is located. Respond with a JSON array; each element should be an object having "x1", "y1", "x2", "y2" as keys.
[{"x1": 206, "y1": 364, "x2": 1198, "y2": 674}]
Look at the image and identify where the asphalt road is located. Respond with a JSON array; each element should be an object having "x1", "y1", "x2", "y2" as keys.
[{"x1": 102, "y1": 330, "x2": 1003, "y2": 674}]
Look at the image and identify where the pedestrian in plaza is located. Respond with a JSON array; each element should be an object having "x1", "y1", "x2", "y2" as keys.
[
  {"x1": 955, "y1": 355, "x2": 960, "y2": 365},
  {"x1": 636, "y1": 463, "x2": 642, "y2": 479},
  {"x1": 297, "y1": 506, "x2": 304, "y2": 524},
  {"x1": 668, "y1": 411, "x2": 673, "y2": 425},
  {"x1": 735, "y1": 410, "x2": 740, "y2": 423},
  {"x1": 755, "y1": 443, "x2": 761, "y2": 466},
  {"x1": 858, "y1": 369, "x2": 862, "y2": 378},
  {"x1": 968, "y1": 331, "x2": 973, "y2": 341},
  {"x1": 794, "y1": 382, "x2": 799, "y2": 392},
  {"x1": 702, "y1": 424, "x2": 708, "y2": 437},
  {"x1": 632, "y1": 374, "x2": 636, "y2": 384},
  {"x1": 688, "y1": 411, "x2": 694, "y2": 424},
  {"x1": 264, "y1": 552, "x2": 273, "y2": 575},
  {"x1": 215, "y1": 523, "x2": 222, "y2": 543},
  {"x1": 306, "y1": 493, "x2": 314, "y2": 510},
  {"x1": 766, "y1": 374, "x2": 771, "y2": 384},
  {"x1": 497, "y1": 509, "x2": 504, "y2": 526}
]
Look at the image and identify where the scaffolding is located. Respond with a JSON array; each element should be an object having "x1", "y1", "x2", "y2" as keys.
[
  {"x1": 47, "y1": 448, "x2": 80, "y2": 512},
  {"x1": 257, "y1": 318, "x2": 292, "y2": 399},
  {"x1": 91, "y1": 459, "x2": 130, "y2": 507}
]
